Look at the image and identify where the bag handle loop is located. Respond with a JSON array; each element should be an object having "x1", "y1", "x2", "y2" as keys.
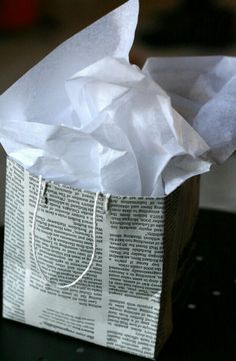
[{"x1": 31, "y1": 175, "x2": 102, "y2": 289}]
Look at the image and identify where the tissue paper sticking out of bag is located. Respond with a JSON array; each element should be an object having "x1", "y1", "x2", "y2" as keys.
[
  {"x1": 144, "y1": 56, "x2": 236, "y2": 163},
  {"x1": 65, "y1": 56, "x2": 211, "y2": 196},
  {"x1": 0, "y1": 0, "x2": 212, "y2": 196}
]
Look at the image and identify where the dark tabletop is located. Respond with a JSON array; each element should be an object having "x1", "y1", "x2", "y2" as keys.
[{"x1": 0, "y1": 209, "x2": 235, "y2": 361}]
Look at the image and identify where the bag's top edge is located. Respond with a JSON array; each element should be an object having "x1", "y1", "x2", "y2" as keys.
[{"x1": 7, "y1": 157, "x2": 167, "y2": 201}]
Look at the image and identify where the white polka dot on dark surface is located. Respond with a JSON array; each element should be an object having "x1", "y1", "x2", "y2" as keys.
[
  {"x1": 212, "y1": 290, "x2": 221, "y2": 296},
  {"x1": 76, "y1": 347, "x2": 84, "y2": 353},
  {"x1": 196, "y1": 255, "x2": 204, "y2": 261},
  {"x1": 187, "y1": 304, "x2": 197, "y2": 309}
]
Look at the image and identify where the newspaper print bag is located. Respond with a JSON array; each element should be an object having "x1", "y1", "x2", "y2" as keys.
[{"x1": 2, "y1": 158, "x2": 199, "y2": 359}]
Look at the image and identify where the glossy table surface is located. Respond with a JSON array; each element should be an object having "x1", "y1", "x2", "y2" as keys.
[{"x1": 0, "y1": 209, "x2": 235, "y2": 361}]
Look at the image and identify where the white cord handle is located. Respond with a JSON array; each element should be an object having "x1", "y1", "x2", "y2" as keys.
[{"x1": 31, "y1": 175, "x2": 101, "y2": 289}]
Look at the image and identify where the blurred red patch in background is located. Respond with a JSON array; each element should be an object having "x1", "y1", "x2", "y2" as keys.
[{"x1": 0, "y1": 0, "x2": 39, "y2": 30}]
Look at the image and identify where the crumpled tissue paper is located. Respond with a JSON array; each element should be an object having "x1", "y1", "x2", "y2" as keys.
[
  {"x1": 1, "y1": 0, "x2": 235, "y2": 197},
  {"x1": 144, "y1": 56, "x2": 236, "y2": 163}
]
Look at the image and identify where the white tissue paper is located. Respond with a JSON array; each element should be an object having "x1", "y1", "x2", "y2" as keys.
[
  {"x1": 144, "y1": 56, "x2": 236, "y2": 163},
  {"x1": 0, "y1": 0, "x2": 216, "y2": 196}
]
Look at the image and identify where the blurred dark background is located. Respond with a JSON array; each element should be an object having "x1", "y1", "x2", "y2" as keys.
[
  {"x1": 1, "y1": 0, "x2": 236, "y2": 91},
  {"x1": 1, "y1": 0, "x2": 236, "y2": 223}
]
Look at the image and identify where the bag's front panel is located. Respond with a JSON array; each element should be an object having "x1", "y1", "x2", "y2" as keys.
[
  {"x1": 105, "y1": 196, "x2": 165, "y2": 358},
  {"x1": 3, "y1": 158, "x2": 167, "y2": 359}
]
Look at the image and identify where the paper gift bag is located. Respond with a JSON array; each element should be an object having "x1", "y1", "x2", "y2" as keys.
[
  {"x1": 2, "y1": 1, "x2": 230, "y2": 359},
  {"x1": 3, "y1": 157, "x2": 199, "y2": 359}
]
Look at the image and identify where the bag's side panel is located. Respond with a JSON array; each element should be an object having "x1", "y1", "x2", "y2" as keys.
[
  {"x1": 155, "y1": 189, "x2": 181, "y2": 355},
  {"x1": 155, "y1": 176, "x2": 200, "y2": 356},
  {"x1": 172, "y1": 177, "x2": 200, "y2": 317},
  {"x1": 3, "y1": 158, "x2": 27, "y2": 323},
  {"x1": 176, "y1": 176, "x2": 200, "y2": 261}
]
